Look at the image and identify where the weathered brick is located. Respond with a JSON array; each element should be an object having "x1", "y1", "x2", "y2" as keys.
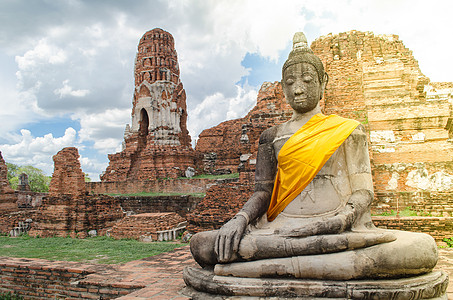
[{"x1": 48, "y1": 147, "x2": 86, "y2": 197}]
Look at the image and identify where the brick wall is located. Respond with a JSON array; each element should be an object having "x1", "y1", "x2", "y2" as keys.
[
  {"x1": 372, "y1": 191, "x2": 453, "y2": 217},
  {"x1": 86, "y1": 177, "x2": 215, "y2": 195},
  {"x1": 0, "y1": 151, "x2": 16, "y2": 213},
  {"x1": 0, "y1": 257, "x2": 141, "y2": 299},
  {"x1": 28, "y1": 194, "x2": 125, "y2": 238},
  {"x1": 108, "y1": 212, "x2": 186, "y2": 241},
  {"x1": 0, "y1": 209, "x2": 36, "y2": 235},
  {"x1": 311, "y1": 31, "x2": 453, "y2": 209},
  {"x1": 186, "y1": 180, "x2": 254, "y2": 233},
  {"x1": 118, "y1": 195, "x2": 201, "y2": 217},
  {"x1": 372, "y1": 216, "x2": 453, "y2": 241}
]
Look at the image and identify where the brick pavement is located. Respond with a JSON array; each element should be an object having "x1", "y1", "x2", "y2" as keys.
[
  {"x1": 116, "y1": 246, "x2": 453, "y2": 300},
  {"x1": 87, "y1": 245, "x2": 196, "y2": 300},
  {"x1": 435, "y1": 248, "x2": 453, "y2": 299},
  {"x1": 1, "y1": 245, "x2": 452, "y2": 299}
]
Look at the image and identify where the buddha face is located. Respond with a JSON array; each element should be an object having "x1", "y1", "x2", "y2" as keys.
[{"x1": 282, "y1": 62, "x2": 325, "y2": 114}]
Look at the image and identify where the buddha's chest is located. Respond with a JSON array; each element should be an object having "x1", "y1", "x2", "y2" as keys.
[{"x1": 280, "y1": 143, "x2": 352, "y2": 217}]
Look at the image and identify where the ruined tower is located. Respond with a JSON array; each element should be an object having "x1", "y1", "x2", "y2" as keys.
[{"x1": 101, "y1": 28, "x2": 195, "y2": 181}]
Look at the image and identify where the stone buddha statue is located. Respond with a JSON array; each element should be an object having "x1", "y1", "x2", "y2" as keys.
[{"x1": 184, "y1": 32, "x2": 447, "y2": 299}]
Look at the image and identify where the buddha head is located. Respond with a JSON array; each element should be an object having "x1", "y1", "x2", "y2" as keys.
[{"x1": 282, "y1": 32, "x2": 328, "y2": 114}]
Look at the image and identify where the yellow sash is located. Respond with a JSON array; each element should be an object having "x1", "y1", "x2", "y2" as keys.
[{"x1": 267, "y1": 114, "x2": 360, "y2": 221}]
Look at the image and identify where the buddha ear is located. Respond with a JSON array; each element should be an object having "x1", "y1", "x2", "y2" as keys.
[{"x1": 320, "y1": 72, "x2": 329, "y2": 99}]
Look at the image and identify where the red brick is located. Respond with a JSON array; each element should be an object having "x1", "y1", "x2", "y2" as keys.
[{"x1": 48, "y1": 147, "x2": 86, "y2": 197}]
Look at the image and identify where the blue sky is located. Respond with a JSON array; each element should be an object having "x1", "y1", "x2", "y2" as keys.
[{"x1": 0, "y1": 0, "x2": 452, "y2": 180}]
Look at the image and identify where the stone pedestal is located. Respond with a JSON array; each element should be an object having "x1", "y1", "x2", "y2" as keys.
[{"x1": 183, "y1": 267, "x2": 448, "y2": 299}]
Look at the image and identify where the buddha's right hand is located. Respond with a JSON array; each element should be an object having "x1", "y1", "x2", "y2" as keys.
[{"x1": 214, "y1": 215, "x2": 248, "y2": 263}]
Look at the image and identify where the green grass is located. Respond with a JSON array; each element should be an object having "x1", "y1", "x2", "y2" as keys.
[
  {"x1": 108, "y1": 191, "x2": 206, "y2": 197},
  {"x1": 372, "y1": 207, "x2": 426, "y2": 217},
  {"x1": 178, "y1": 173, "x2": 239, "y2": 180},
  {"x1": 0, "y1": 292, "x2": 23, "y2": 300},
  {"x1": 442, "y1": 237, "x2": 453, "y2": 248},
  {"x1": 0, "y1": 235, "x2": 184, "y2": 264}
]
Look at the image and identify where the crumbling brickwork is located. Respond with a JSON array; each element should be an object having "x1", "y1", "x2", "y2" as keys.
[
  {"x1": 28, "y1": 194, "x2": 124, "y2": 238},
  {"x1": 108, "y1": 212, "x2": 185, "y2": 241},
  {"x1": 372, "y1": 216, "x2": 453, "y2": 242},
  {"x1": 0, "y1": 210, "x2": 36, "y2": 235},
  {"x1": 118, "y1": 195, "x2": 201, "y2": 217},
  {"x1": 48, "y1": 147, "x2": 86, "y2": 197},
  {"x1": 186, "y1": 180, "x2": 254, "y2": 233},
  {"x1": 86, "y1": 177, "x2": 214, "y2": 195},
  {"x1": 0, "y1": 151, "x2": 16, "y2": 213},
  {"x1": 101, "y1": 28, "x2": 196, "y2": 181}
]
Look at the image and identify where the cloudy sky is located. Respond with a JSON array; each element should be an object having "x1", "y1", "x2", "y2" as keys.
[{"x1": 0, "y1": 0, "x2": 452, "y2": 180}]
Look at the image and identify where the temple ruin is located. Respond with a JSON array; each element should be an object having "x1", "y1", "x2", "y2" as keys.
[
  {"x1": 29, "y1": 147, "x2": 124, "y2": 238},
  {"x1": 101, "y1": 28, "x2": 196, "y2": 181}
]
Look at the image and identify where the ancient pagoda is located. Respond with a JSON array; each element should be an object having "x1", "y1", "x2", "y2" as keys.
[{"x1": 101, "y1": 28, "x2": 195, "y2": 181}]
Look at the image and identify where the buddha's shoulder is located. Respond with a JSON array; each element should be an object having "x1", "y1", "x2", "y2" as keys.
[
  {"x1": 345, "y1": 123, "x2": 367, "y2": 143},
  {"x1": 259, "y1": 126, "x2": 279, "y2": 144}
]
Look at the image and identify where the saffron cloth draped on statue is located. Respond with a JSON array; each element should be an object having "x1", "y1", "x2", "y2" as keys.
[{"x1": 267, "y1": 114, "x2": 360, "y2": 221}]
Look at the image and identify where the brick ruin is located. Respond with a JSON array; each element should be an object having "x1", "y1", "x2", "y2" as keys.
[
  {"x1": 0, "y1": 151, "x2": 16, "y2": 213},
  {"x1": 49, "y1": 147, "x2": 86, "y2": 197},
  {"x1": 186, "y1": 180, "x2": 254, "y2": 233},
  {"x1": 26, "y1": 147, "x2": 124, "y2": 238},
  {"x1": 101, "y1": 28, "x2": 197, "y2": 181},
  {"x1": 108, "y1": 212, "x2": 186, "y2": 241},
  {"x1": 0, "y1": 151, "x2": 20, "y2": 233},
  {"x1": 1, "y1": 145, "x2": 199, "y2": 239},
  {"x1": 28, "y1": 194, "x2": 125, "y2": 238}
]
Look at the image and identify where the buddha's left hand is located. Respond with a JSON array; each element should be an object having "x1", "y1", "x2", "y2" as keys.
[
  {"x1": 275, "y1": 190, "x2": 373, "y2": 237},
  {"x1": 276, "y1": 204, "x2": 355, "y2": 237}
]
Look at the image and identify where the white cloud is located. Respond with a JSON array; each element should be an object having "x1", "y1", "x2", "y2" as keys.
[
  {"x1": 188, "y1": 84, "x2": 258, "y2": 142},
  {"x1": 305, "y1": 0, "x2": 453, "y2": 82},
  {"x1": 54, "y1": 79, "x2": 90, "y2": 98},
  {"x1": 76, "y1": 108, "x2": 130, "y2": 153},
  {"x1": 0, "y1": 128, "x2": 77, "y2": 175},
  {"x1": 79, "y1": 155, "x2": 108, "y2": 181},
  {"x1": 15, "y1": 38, "x2": 67, "y2": 70}
]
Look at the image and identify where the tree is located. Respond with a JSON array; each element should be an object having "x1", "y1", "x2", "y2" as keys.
[
  {"x1": 84, "y1": 173, "x2": 91, "y2": 183},
  {"x1": 6, "y1": 163, "x2": 51, "y2": 193},
  {"x1": 6, "y1": 162, "x2": 19, "y2": 180},
  {"x1": 6, "y1": 163, "x2": 19, "y2": 190}
]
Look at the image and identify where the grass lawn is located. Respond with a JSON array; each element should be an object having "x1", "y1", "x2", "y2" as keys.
[
  {"x1": 372, "y1": 207, "x2": 426, "y2": 217},
  {"x1": 0, "y1": 235, "x2": 185, "y2": 264},
  {"x1": 178, "y1": 173, "x2": 239, "y2": 180},
  {"x1": 108, "y1": 191, "x2": 206, "y2": 197}
]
